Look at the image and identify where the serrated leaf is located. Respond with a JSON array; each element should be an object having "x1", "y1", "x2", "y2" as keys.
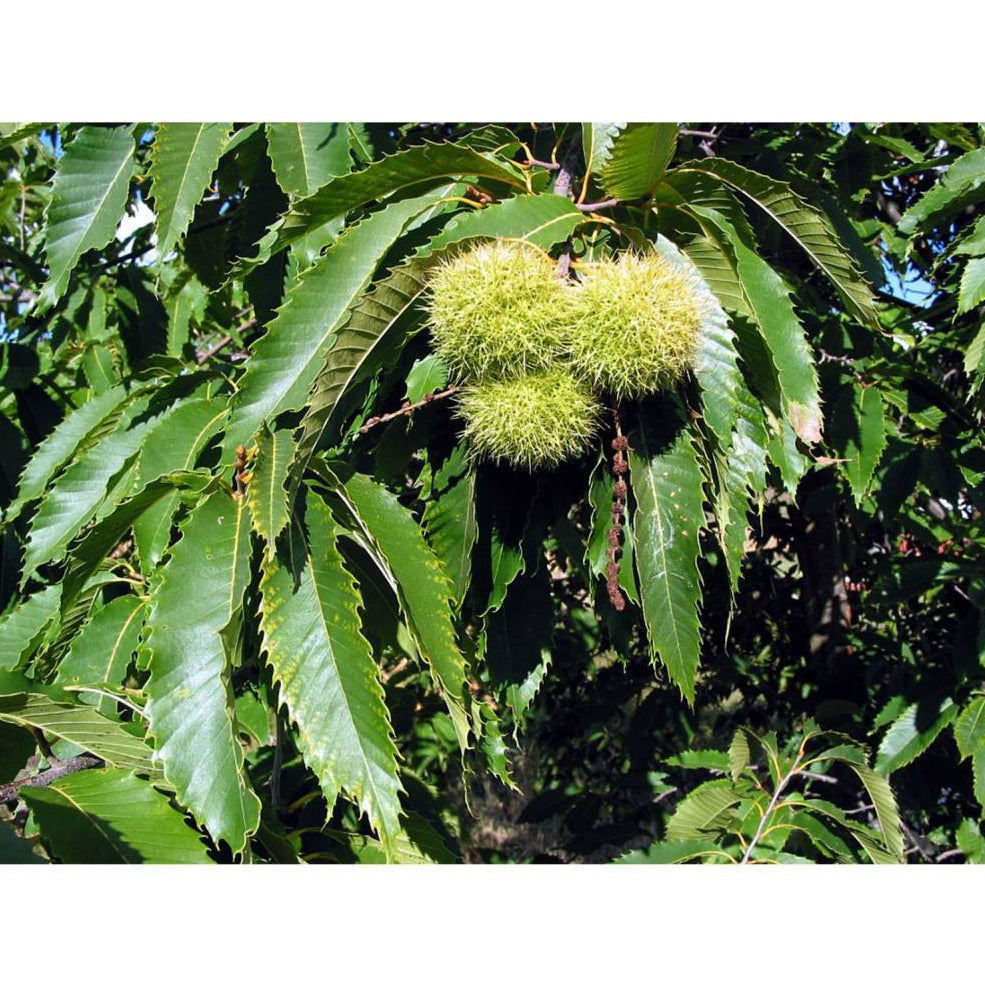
[
  {"x1": 678, "y1": 157, "x2": 879, "y2": 330},
  {"x1": 831, "y1": 384, "x2": 888, "y2": 505},
  {"x1": 224, "y1": 189, "x2": 448, "y2": 455},
  {"x1": 964, "y1": 323, "x2": 985, "y2": 379},
  {"x1": 958, "y1": 256, "x2": 985, "y2": 314},
  {"x1": 665, "y1": 780, "x2": 741, "y2": 841},
  {"x1": 422, "y1": 449, "x2": 477, "y2": 610},
  {"x1": 690, "y1": 204, "x2": 822, "y2": 444},
  {"x1": 599, "y1": 123, "x2": 678, "y2": 200},
  {"x1": 0, "y1": 584, "x2": 61, "y2": 671},
  {"x1": 129, "y1": 399, "x2": 229, "y2": 569},
  {"x1": 630, "y1": 404, "x2": 706, "y2": 703},
  {"x1": 954, "y1": 696, "x2": 985, "y2": 759},
  {"x1": 874, "y1": 697, "x2": 956, "y2": 775},
  {"x1": 265, "y1": 123, "x2": 355, "y2": 198},
  {"x1": 0, "y1": 691, "x2": 160, "y2": 777},
  {"x1": 665, "y1": 749, "x2": 730, "y2": 771},
  {"x1": 728, "y1": 729, "x2": 751, "y2": 782},
  {"x1": 405, "y1": 354, "x2": 450, "y2": 404},
  {"x1": 54, "y1": 595, "x2": 145, "y2": 716},
  {"x1": 148, "y1": 123, "x2": 233, "y2": 259},
  {"x1": 973, "y1": 746, "x2": 985, "y2": 811},
  {"x1": 259, "y1": 496, "x2": 403, "y2": 853},
  {"x1": 339, "y1": 473, "x2": 471, "y2": 750},
  {"x1": 266, "y1": 140, "x2": 527, "y2": 258},
  {"x1": 247, "y1": 425, "x2": 294, "y2": 558},
  {"x1": 6, "y1": 385, "x2": 130, "y2": 524},
  {"x1": 39, "y1": 125, "x2": 136, "y2": 311},
  {"x1": 616, "y1": 840, "x2": 730, "y2": 864},
  {"x1": 20, "y1": 402, "x2": 156, "y2": 585},
  {"x1": 845, "y1": 762, "x2": 905, "y2": 862},
  {"x1": 582, "y1": 122, "x2": 623, "y2": 177},
  {"x1": 23, "y1": 768, "x2": 212, "y2": 863},
  {"x1": 142, "y1": 491, "x2": 260, "y2": 852},
  {"x1": 898, "y1": 147, "x2": 985, "y2": 236},
  {"x1": 426, "y1": 193, "x2": 585, "y2": 252}
]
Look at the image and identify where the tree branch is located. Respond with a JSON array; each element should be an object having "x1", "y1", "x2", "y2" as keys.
[
  {"x1": 359, "y1": 385, "x2": 459, "y2": 435},
  {"x1": 0, "y1": 754, "x2": 104, "y2": 804}
]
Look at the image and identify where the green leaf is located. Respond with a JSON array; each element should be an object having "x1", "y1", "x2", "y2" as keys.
[
  {"x1": 874, "y1": 697, "x2": 956, "y2": 775},
  {"x1": 142, "y1": 491, "x2": 260, "y2": 852},
  {"x1": 339, "y1": 473, "x2": 471, "y2": 750},
  {"x1": 973, "y1": 746, "x2": 985, "y2": 811},
  {"x1": 128, "y1": 399, "x2": 229, "y2": 569},
  {"x1": 23, "y1": 768, "x2": 213, "y2": 863},
  {"x1": 5, "y1": 385, "x2": 130, "y2": 524},
  {"x1": 0, "y1": 691, "x2": 160, "y2": 777},
  {"x1": 630, "y1": 404, "x2": 706, "y2": 703},
  {"x1": 963, "y1": 323, "x2": 985, "y2": 380},
  {"x1": 422, "y1": 447, "x2": 477, "y2": 611},
  {"x1": 405, "y1": 354, "x2": 450, "y2": 403},
  {"x1": 54, "y1": 595, "x2": 145, "y2": 716},
  {"x1": 599, "y1": 123, "x2": 678, "y2": 200},
  {"x1": 845, "y1": 762, "x2": 905, "y2": 862},
  {"x1": 20, "y1": 402, "x2": 155, "y2": 584},
  {"x1": 582, "y1": 122, "x2": 624, "y2": 178},
  {"x1": 665, "y1": 779, "x2": 741, "y2": 841},
  {"x1": 265, "y1": 123, "x2": 355, "y2": 197},
  {"x1": 616, "y1": 840, "x2": 730, "y2": 864},
  {"x1": 678, "y1": 157, "x2": 879, "y2": 330},
  {"x1": 224, "y1": 190, "x2": 448, "y2": 454},
  {"x1": 247, "y1": 424, "x2": 294, "y2": 558},
  {"x1": 690, "y1": 205, "x2": 822, "y2": 444},
  {"x1": 259, "y1": 496, "x2": 403, "y2": 853},
  {"x1": 0, "y1": 820, "x2": 42, "y2": 864},
  {"x1": 954, "y1": 696, "x2": 985, "y2": 759},
  {"x1": 426, "y1": 193, "x2": 585, "y2": 252},
  {"x1": 898, "y1": 147, "x2": 985, "y2": 235},
  {"x1": 0, "y1": 584, "x2": 61, "y2": 671},
  {"x1": 269, "y1": 140, "x2": 527, "y2": 256},
  {"x1": 39, "y1": 125, "x2": 137, "y2": 311},
  {"x1": 831, "y1": 385, "x2": 888, "y2": 505},
  {"x1": 586, "y1": 452, "x2": 639, "y2": 606},
  {"x1": 728, "y1": 729, "x2": 751, "y2": 782},
  {"x1": 959, "y1": 256, "x2": 985, "y2": 314},
  {"x1": 147, "y1": 123, "x2": 233, "y2": 259},
  {"x1": 953, "y1": 214, "x2": 985, "y2": 257}
]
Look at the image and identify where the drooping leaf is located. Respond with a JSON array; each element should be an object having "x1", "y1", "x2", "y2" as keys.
[
  {"x1": 142, "y1": 491, "x2": 260, "y2": 852},
  {"x1": 958, "y1": 256, "x2": 985, "y2": 314},
  {"x1": 422, "y1": 447, "x2": 477, "y2": 610},
  {"x1": 6, "y1": 385, "x2": 130, "y2": 525},
  {"x1": 845, "y1": 762, "x2": 905, "y2": 862},
  {"x1": 23, "y1": 767, "x2": 213, "y2": 863},
  {"x1": 0, "y1": 584, "x2": 61, "y2": 671},
  {"x1": 874, "y1": 698, "x2": 956, "y2": 775},
  {"x1": 339, "y1": 472, "x2": 471, "y2": 749},
  {"x1": 54, "y1": 595, "x2": 145, "y2": 716},
  {"x1": 265, "y1": 123, "x2": 356, "y2": 198},
  {"x1": 147, "y1": 123, "x2": 233, "y2": 259},
  {"x1": 599, "y1": 123, "x2": 678, "y2": 201},
  {"x1": 581, "y1": 122, "x2": 624, "y2": 178},
  {"x1": 259, "y1": 496, "x2": 403, "y2": 852},
  {"x1": 954, "y1": 696, "x2": 985, "y2": 760},
  {"x1": 679, "y1": 157, "x2": 879, "y2": 330},
  {"x1": 0, "y1": 689, "x2": 160, "y2": 778},
  {"x1": 247, "y1": 424, "x2": 294, "y2": 558},
  {"x1": 630, "y1": 403, "x2": 707, "y2": 703},
  {"x1": 831, "y1": 384, "x2": 888, "y2": 505},
  {"x1": 128, "y1": 399, "x2": 229, "y2": 569},
  {"x1": 728, "y1": 729, "x2": 751, "y2": 782},
  {"x1": 223, "y1": 189, "x2": 450, "y2": 454},
  {"x1": 39, "y1": 125, "x2": 137, "y2": 310},
  {"x1": 690, "y1": 204, "x2": 822, "y2": 444}
]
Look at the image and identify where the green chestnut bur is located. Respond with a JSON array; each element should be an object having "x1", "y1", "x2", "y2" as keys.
[
  {"x1": 569, "y1": 252, "x2": 710, "y2": 399},
  {"x1": 457, "y1": 369, "x2": 601, "y2": 471},
  {"x1": 425, "y1": 239, "x2": 574, "y2": 381}
]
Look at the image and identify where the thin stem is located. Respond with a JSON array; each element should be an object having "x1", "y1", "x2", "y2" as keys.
[
  {"x1": 359, "y1": 385, "x2": 459, "y2": 435},
  {"x1": 0, "y1": 754, "x2": 103, "y2": 804},
  {"x1": 740, "y1": 745, "x2": 806, "y2": 864}
]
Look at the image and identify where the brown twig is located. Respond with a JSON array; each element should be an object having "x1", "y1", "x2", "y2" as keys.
[
  {"x1": 359, "y1": 385, "x2": 460, "y2": 435},
  {"x1": 195, "y1": 318, "x2": 257, "y2": 365},
  {"x1": 576, "y1": 198, "x2": 619, "y2": 213},
  {"x1": 0, "y1": 754, "x2": 104, "y2": 804}
]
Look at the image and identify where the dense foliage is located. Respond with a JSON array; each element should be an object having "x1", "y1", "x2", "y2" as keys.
[{"x1": 1, "y1": 121, "x2": 983, "y2": 864}]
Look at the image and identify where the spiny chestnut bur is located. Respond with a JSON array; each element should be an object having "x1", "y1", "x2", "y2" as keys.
[
  {"x1": 569, "y1": 252, "x2": 711, "y2": 400},
  {"x1": 424, "y1": 239, "x2": 575, "y2": 381},
  {"x1": 457, "y1": 369, "x2": 602, "y2": 471}
]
